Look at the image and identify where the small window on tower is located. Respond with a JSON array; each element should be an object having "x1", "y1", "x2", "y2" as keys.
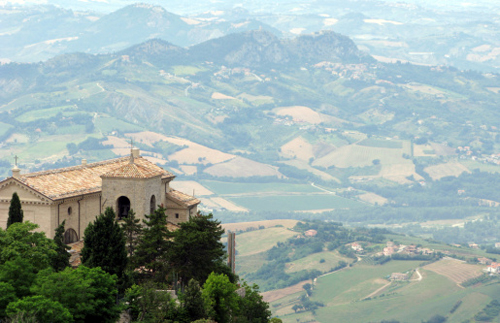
[
  {"x1": 68, "y1": 207, "x2": 72, "y2": 215},
  {"x1": 175, "y1": 213, "x2": 179, "y2": 219}
]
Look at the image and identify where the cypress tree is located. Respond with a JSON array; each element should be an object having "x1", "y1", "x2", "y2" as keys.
[
  {"x1": 7, "y1": 192, "x2": 23, "y2": 228},
  {"x1": 81, "y1": 207, "x2": 127, "y2": 279},
  {"x1": 51, "y1": 220, "x2": 70, "y2": 272}
]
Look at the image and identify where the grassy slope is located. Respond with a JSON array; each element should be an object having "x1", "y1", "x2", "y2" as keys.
[{"x1": 235, "y1": 227, "x2": 297, "y2": 257}]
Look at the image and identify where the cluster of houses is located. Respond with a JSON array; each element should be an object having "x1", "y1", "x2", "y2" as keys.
[
  {"x1": 313, "y1": 61, "x2": 376, "y2": 81},
  {"x1": 381, "y1": 241, "x2": 433, "y2": 257},
  {"x1": 457, "y1": 144, "x2": 500, "y2": 166},
  {"x1": 348, "y1": 241, "x2": 436, "y2": 257},
  {"x1": 482, "y1": 153, "x2": 500, "y2": 165}
]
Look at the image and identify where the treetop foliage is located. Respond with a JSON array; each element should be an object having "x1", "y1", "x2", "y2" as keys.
[
  {"x1": 169, "y1": 212, "x2": 226, "y2": 285},
  {"x1": 81, "y1": 207, "x2": 127, "y2": 279},
  {"x1": 0, "y1": 209, "x2": 270, "y2": 323}
]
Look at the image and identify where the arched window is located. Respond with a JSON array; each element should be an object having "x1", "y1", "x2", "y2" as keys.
[
  {"x1": 150, "y1": 195, "x2": 156, "y2": 215},
  {"x1": 64, "y1": 228, "x2": 78, "y2": 244},
  {"x1": 117, "y1": 196, "x2": 131, "y2": 219}
]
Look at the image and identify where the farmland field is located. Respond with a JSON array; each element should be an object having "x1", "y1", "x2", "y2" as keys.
[
  {"x1": 227, "y1": 194, "x2": 363, "y2": 212},
  {"x1": 279, "y1": 136, "x2": 315, "y2": 161},
  {"x1": 170, "y1": 180, "x2": 214, "y2": 196},
  {"x1": 310, "y1": 269, "x2": 460, "y2": 323},
  {"x1": 94, "y1": 116, "x2": 144, "y2": 133},
  {"x1": 15, "y1": 105, "x2": 82, "y2": 122},
  {"x1": 424, "y1": 162, "x2": 471, "y2": 180},
  {"x1": 460, "y1": 160, "x2": 500, "y2": 173},
  {"x1": 235, "y1": 227, "x2": 297, "y2": 256},
  {"x1": 285, "y1": 251, "x2": 350, "y2": 273},
  {"x1": 200, "y1": 180, "x2": 321, "y2": 195},
  {"x1": 358, "y1": 192, "x2": 388, "y2": 205},
  {"x1": 274, "y1": 106, "x2": 331, "y2": 124},
  {"x1": 311, "y1": 261, "x2": 423, "y2": 305},
  {"x1": 313, "y1": 144, "x2": 409, "y2": 168},
  {"x1": 222, "y1": 219, "x2": 299, "y2": 232},
  {"x1": 237, "y1": 93, "x2": 274, "y2": 105},
  {"x1": 280, "y1": 159, "x2": 341, "y2": 182},
  {"x1": 203, "y1": 157, "x2": 283, "y2": 178},
  {"x1": 236, "y1": 252, "x2": 268, "y2": 275},
  {"x1": 171, "y1": 65, "x2": 206, "y2": 76},
  {"x1": 357, "y1": 138, "x2": 403, "y2": 149},
  {"x1": 424, "y1": 258, "x2": 483, "y2": 284}
]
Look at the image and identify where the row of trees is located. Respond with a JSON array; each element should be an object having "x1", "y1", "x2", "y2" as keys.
[{"x1": 0, "y1": 194, "x2": 274, "y2": 323}]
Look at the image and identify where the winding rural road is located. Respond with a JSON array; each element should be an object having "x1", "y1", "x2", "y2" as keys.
[
  {"x1": 414, "y1": 268, "x2": 422, "y2": 281},
  {"x1": 310, "y1": 182, "x2": 336, "y2": 194}
]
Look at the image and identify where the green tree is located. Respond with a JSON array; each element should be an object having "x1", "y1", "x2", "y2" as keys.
[
  {"x1": 235, "y1": 282, "x2": 271, "y2": 323},
  {"x1": 6, "y1": 295, "x2": 73, "y2": 323},
  {"x1": 169, "y1": 213, "x2": 227, "y2": 286},
  {"x1": 179, "y1": 279, "x2": 206, "y2": 322},
  {"x1": 81, "y1": 207, "x2": 127, "y2": 279},
  {"x1": 302, "y1": 283, "x2": 312, "y2": 296},
  {"x1": 0, "y1": 222, "x2": 56, "y2": 271},
  {"x1": 202, "y1": 273, "x2": 239, "y2": 323},
  {"x1": 7, "y1": 193, "x2": 23, "y2": 228},
  {"x1": 0, "y1": 257, "x2": 36, "y2": 299},
  {"x1": 124, "y1": 281, "x2": 178, "y2": 322},
  {"x1": 0, "y1": 282, "x2": 17, "y2": 318},
  {"x1": 134, "y1": 206, "x2": 172, "y2": 281},
  {"x1": 51, "y1": 221, "x2": 70, "y2": 272},
  {"x1": 31, "y1": 266, "x2": 120, "y2": 323},
  {"x1": 121, "y1": 209, "x2": 142, "y2": 258}
]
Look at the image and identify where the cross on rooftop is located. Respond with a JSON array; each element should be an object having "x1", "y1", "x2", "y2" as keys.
[{"x1": 14, "y1": 155, "x2": 18, "y2": 166}]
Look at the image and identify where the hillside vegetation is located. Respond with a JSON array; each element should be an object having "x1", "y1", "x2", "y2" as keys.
[
  {"x1": 232, "y1": 220, "x2": 500, "y2": 323},
  {"x1": 1, "y1": 30, "x2": 500, "y2": 222}
]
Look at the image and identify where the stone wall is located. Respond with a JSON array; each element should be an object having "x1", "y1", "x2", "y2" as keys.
[
  {"x1": 0, "y1": 180, "x2": 52, "y2": 233},
  {"x1": 101, "y1": 176, "x2": 162, "y2": 221},
  {"x1": 56, "y1": 194, "x2": 101, "y2": 240}
]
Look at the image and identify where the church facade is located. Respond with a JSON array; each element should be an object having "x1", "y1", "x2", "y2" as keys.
[{"x1": 0, "y1": 148, "x2": 199, "y2": 243}]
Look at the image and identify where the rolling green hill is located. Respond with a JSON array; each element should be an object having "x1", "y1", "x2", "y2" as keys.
[
  {"x1": 1, "y1": 31, "x2": 500, "y2": 218},
  {"x1": 229, "y1": 220, "x2": 500, "y2": 323}
]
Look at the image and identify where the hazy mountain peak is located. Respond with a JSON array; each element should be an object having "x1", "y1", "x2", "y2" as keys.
[{"x1": 288, "y1": 30, "x2": 375, "y2": 63}]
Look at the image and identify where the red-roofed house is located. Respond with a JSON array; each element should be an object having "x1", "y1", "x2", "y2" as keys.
[
  {"x1": 478, "y1": 257, "x2": 493, "y2": 265},
  {"x1": 487, "y1": 262, "x2": 500, "y2": 273},
  {"x1": 305, "y1": 229, "x2": 318, "y2": 237}
]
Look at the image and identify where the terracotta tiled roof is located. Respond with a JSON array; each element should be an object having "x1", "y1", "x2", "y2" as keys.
[
  {"x1": 68, "y1": 240, "x2": 84, "y2": 268},
  {"x1": 101, "y1": 161, "x2": 164, "y2": 179},
  {"x1": 16, "y1": 156, "x2": 174, "y2": 200},
  {"x1": 167, "y1": 189, "x2": 200, "y2": 207},
  {"x1": 167, "y1": 221, "x2": 181, "y2": 231}
]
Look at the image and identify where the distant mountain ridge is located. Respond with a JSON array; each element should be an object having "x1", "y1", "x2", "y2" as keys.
[
  {"x1": 0, "y1": 3, "x2": 281, "y2": 63},
  {"x1": 120, "y1": 30, "x2": 373, "y2": 68}
]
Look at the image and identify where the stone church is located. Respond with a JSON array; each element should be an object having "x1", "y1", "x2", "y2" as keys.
[{"x1": 0, "y1": 148, "x2": 199, "y2": 243}]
